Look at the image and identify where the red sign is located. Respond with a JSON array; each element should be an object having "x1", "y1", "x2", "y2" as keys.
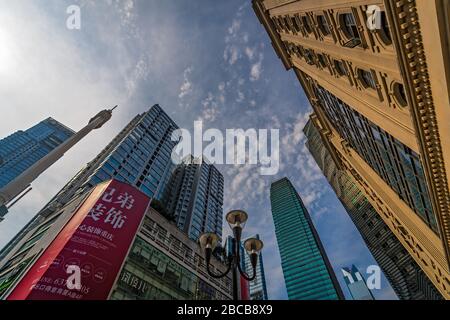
[
  {"x1": 240, "y1": 275, "x2": 250, "y2": 300},
  {"x1": 7, "y1": 179, "x2": 150, "y2": 300}
]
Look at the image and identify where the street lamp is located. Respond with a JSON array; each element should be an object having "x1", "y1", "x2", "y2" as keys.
[{"x1": 199, "y1": 210, "x2": 264, "y2": 301}]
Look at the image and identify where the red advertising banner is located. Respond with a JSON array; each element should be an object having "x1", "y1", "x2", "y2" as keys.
[
  {"x1": 240, "y1": 275, "x2": 250, "y2": 300},
  {"x1": 7, "y1": 179, "x2": 150, "y2": 300}
]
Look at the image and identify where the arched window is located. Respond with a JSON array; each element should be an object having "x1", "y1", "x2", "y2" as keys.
[
  {"x1": 393, "y1": 82, "x2": 408, "y2": 107},
  {"x1": 334, "y1": 60, "x2": 347, "y2": 76},
  {"x1": 358, "y1": 69, "x2": 377, "y2": 89},
  {"x1": 317, "y1": 15, "x2": 331, "y2": 36},
  {"x1": 340, "y1": 13, "x2": 361, "y2": 45},
  {"x1": 378, "y1": 11, "x2": 392, "y2": 45}
]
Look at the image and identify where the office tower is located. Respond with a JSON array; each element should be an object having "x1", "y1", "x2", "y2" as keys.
[
  {"x1": 162, "y1": 155, "x2": 224, "y2": 242},
  {"x1": 0, "y1": 104, "x2": 179, "y2": 265},
  {"x1": 243, "y1": 234, "x2": 269, "y2": 300},
  {"x1": 0, "y1": 118, "x2": 74, "y2": 189},
  {"x1": 0, "y1": 118, "x2": 75, "y2": 220},
  {"x1": 0, "y1": 180, "x2": 232, "y2": 300},
  {"x1": 342, "y1": 265, "x2": 375, "y2": 300},
  {"x1": 270, "y1": 177, "x2": 344, "y2": 300},
  {"x1": 254, "y1": 0, "x2": 450, "y2": 299},
  {"x1": 304, "y1": 119, "x2": 442, "y2": 300},
  {"x1": 0, "y1": 109, "x2": 114, "y2": 221}
]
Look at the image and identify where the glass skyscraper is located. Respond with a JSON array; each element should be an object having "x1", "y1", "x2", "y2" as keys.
[
  {"x1": 0, "y1": 105, "x2": 180, "y2": 263},
  {"x1": 162, "y1": 155, "x2": 224, "y2": 242},
  {"x1": 0, "y1": 118, "x2": 74, "y2": 189},
  {"x1": 243, "y1": 234, "x2": 269, "y2": 300},
  {"x1": 342, "y1": 265, "x2": 374, "y2": 300},
  {"x1": 270, "y1": 177, "x2": 344, "y2": 300}
]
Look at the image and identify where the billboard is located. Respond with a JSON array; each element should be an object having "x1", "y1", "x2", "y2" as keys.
[{"x1": 7, "y1": 179, "x2": 150, "y2": 300}]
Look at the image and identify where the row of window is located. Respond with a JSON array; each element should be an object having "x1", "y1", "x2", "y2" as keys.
[
  {"x1": 314, "y1": 84, "x2": 438, "y2": 233},
  {"x1": 272, "y1": 10, "x2": 391, "y2": 48}
]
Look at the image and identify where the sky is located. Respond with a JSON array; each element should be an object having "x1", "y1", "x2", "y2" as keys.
[{"x1": 0, "y1": 0, "x2": 397, "y2": 299}]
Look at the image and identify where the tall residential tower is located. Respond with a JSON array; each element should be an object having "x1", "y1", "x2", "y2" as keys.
[
  {"x1": 162, "y1": 155, "x2": 224, "y2": 242},
  {"x1": 0, "y1": 105, "x2": 231, "y2": 300},
  {"x1": 0, "y1": 104, "x2": 178, "y2": 264}
]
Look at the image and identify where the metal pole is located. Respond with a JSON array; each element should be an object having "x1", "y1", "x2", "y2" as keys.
[
  {"x1": 232, "y1": 262, "x2": 239, "y2": 301},
  {"x1": 231, "y1": 237, "x2": 239, "y2": 301}
]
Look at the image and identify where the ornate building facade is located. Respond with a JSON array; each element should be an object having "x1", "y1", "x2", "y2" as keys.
[{"x1": 253, "y1": 0, "x2": 450, "y2": 298}]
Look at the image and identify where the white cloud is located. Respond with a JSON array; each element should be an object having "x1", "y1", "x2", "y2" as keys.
[
  {"x1": 250, "y1": 53, "x2": 264, "y2": 81},
  {"x1": 178, "y1": 67, "x2": 193, "y2": 99},
  {"x1": 245, "y1": 46, "x2": 256, "y2": 61},
  {"x1": 0, "y1": 1, "x2": 152, "y2": 248}
]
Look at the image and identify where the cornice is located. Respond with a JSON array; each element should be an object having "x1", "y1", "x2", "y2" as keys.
[{"x1": 384, "y1": 0, "x2": 450, "y2": 270}]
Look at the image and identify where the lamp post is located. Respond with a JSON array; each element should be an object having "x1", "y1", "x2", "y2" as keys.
[{"x1": 199, "y1": 210, "x2": 264, "y2": 301}]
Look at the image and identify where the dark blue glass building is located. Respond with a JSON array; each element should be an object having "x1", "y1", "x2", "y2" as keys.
[
  {"x1": 0, "y1": 105, "x2": 180, "y2": 261},
  {"x1": 270, "y1": 177, "x2": 344, "y2": 300},
  {"x1": 0, "y1": 118, "x2": 74, "y2": 189}
]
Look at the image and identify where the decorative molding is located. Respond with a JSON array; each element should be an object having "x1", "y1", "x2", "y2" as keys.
[{"x1": 385, "y1": 0, "x2": 450, "y2": 270}]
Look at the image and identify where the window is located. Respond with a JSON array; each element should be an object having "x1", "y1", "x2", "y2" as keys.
[
  {"x1": 334, "y1": 60, "x2": 347, "y2": 76},
  {"x1": 303, "y1": 49, "x2": 315, "y2": 65},
  {"x1": 358, "y1": 69, "x2": 377, "y2": 89},
  {"x1": 283, "y1": 16, "x2": 291, "y2": 32},
  {"x1": 340, "y1": 13, "x2": 361, "y2": 47},
  {"x1": 317, "y1": 54, "x2": 327, "y2": 68},
  {"x1": 301, "y1": 15, "x2": 312, "y2": 34},
  {"x1": 393, "y1": 82, "x2": 408, "y2": 107},
  {"x1": 317, "y1": 15, "x2": 330, "y2": 36},
  {"x1": 291, "y1": 15, "x2": 301, "y2": 32},
  {"x1": 341, "y1": 13, "x2": 359, "y2": 39},
  {"x1": 378, "y1": 11, "x2": 392, "y2": 45}
]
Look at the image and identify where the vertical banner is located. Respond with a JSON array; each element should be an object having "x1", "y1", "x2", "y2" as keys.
[
  {"x1": 240, "y1": 275, "x2": 250, "y2": 300},
  {"x1": 7, "y1": 179, "x2": 150, "y2": 300}
]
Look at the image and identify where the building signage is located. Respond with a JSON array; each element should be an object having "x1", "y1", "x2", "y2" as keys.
[{"x1": 7, "y1": 179, "x2": 150, "y2": 300}]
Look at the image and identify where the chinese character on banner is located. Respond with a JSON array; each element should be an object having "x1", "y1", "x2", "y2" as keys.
[
  {"x1": 6, "y1": 179, "x2": 150, "y2": 301},
  {"x1": 104, "y1": 207, "x2": 127, "y2": 229},
  {"x1": 115, "y1": 192, "x2": 135, "y2": 210},
  {"x1": 102, "y1": 187, "x2": 116, "y2": 203},
  {"x1": 88, "y1": 203, "x2": 106, "y2": 221}
]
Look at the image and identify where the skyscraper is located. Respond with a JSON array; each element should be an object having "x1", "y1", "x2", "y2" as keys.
[
  {"x1": 0, "y1": 180, "x2": 232, "y2": 300},
  {"x1": 162, "y1": 155, "x2": 224, "y2": 242},
  {"x1": 342, "y1": 265, "x2": 375, "y2": 300},
  {"x1": 0, "y1": 109, "x2": 114, "y2": 222},
  {"x1": 304, "y1": 118, "x2": 442, "y2": 300},
  {"x1": 243, "y1": 234, "x2": 269, "y2": 300},
  {"x1": 0, "y1": 118, "x2": 74, "y2": 189},
  {"x1": 270, "y1": 177, "x2": 344, "y2": 300},
  {"x1": 254, "y1": 0, "x2": 450, "y2": 299},
  {"x1": 0, "y1": 104, "x2": 179, "y2": 264}
]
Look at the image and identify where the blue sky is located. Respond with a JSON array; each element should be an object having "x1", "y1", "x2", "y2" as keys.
[{"x1": 0, "y1": 0, "x2": 397, "y2": 299}]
